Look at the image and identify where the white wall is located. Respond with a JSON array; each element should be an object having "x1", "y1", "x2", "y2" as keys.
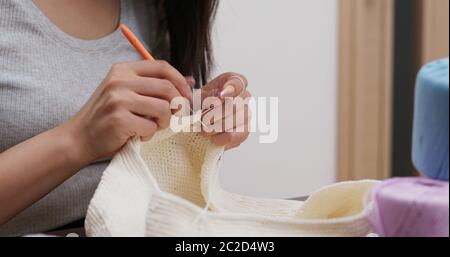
[{"x1": 213, "y1": 0, "x2": 338, "y2": 198}]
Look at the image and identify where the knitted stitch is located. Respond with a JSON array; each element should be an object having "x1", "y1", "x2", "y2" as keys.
[{"x1": 85, "y1": 118, "x2": 379, "y2": 237}]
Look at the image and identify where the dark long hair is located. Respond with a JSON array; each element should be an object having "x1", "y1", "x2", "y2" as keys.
[{"x1": 153, "y1": 0, "x2": 219, "y2": 87}]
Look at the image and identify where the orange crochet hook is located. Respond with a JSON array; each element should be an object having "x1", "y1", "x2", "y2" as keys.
[
  {"x1": 120, "y1": 24, "x2": 155, "y2": 61},
  {"x1": 120, "y1": 24, "x2": 195, "y2": 100}
]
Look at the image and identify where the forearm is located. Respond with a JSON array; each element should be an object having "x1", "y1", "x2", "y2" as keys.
[{"x1": 0, "y1": 123, "x2": 89, "y2": 225}]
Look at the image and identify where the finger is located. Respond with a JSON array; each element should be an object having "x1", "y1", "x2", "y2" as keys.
[
  {"x1": 201, "y1": 105, "x2": 249, "y2": 136},
  {"x1": 200, "y1": 93, "x2": 251, "y2": 135},
  {"x1": 201, "y1": 101, "x2": 237, "y2": 123},
  {"x1": 241, "y1": 89, "x2": 252, "y2": 99},
  {"x1": 200, "y1": 103, "x2": 235, "y2": 136},
  {"x1": 211, "y1": 129, "x2": 250, "y2": 147},
  {"x1": 201, "y1": 90, "x2": 250, "y2": 119},
  {"x1": 129, "y1": 95, "x2": 172, "y2": 129},
  {"x1": 125, "y1": 60, "x2": 192, "y2": 100},
  {"x1": 201, "y1": 72, "x2": 248, "y2": 99},
  {"x1": 224, "y1": 132, "x2": 247, "y2": 150},
  {"x1": 211, "y1": 132, "x2": 233, "y2": 146},
  {"x1": 129, "y1": 77, "x2": 182, "y2": 102},
  {"x1": 225, "y1": 128, "x2": 248, "y2": 150},
  {"x1": 220, "y1": 75, "x2": 248, "y2": 99},
  {"x1": 128, "y1": 115, "x2": 158, "y2": 142},
  {"x1": 185, "y1": 76, "x2": 196, "y2": 88}
]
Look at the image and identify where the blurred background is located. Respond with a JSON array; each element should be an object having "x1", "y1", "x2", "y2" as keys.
[{"x1": 213, "y1": 0, "x2": 449, "y2": 198}]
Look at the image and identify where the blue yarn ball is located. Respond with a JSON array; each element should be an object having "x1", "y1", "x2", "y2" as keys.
[{"x1": 412, "y1": 58, "x2": 449, "y2": 181}]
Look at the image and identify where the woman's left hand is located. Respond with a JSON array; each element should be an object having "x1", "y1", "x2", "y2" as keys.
[{"x1": 199, "y1": 73, "x2": 251, "y2": 150}]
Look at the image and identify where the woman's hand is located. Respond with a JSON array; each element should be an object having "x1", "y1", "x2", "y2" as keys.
[
  {"x1": 65, "y1": 60, "x2": 192, "y2": 164},
  {"x1": 0, "y1": 60, "x2": 193, "y2": 224},
  {"x1": 199, "y1": 73, "x2": 251, "y2": 150}
]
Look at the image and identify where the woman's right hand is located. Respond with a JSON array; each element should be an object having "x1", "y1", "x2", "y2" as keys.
[{"x1": 64, "y1": 60, "x2": 192, "y2": 165}]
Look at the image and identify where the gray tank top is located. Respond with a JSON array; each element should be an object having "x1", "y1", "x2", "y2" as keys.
[{"x1": 0, "y1": 0, "x2": 166, "y2": 236}]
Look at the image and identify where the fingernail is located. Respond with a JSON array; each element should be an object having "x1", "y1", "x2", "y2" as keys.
[
  {"x1": 185, "y1": 76, "x2": 196, "y2": 87},
  {"x1": 220, "y1": 85, "x2": 235, "y2": 98}
]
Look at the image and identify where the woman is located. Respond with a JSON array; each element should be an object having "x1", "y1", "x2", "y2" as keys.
[{"x1": 0, "y1": 0, "x2": 251, "y2": 236}]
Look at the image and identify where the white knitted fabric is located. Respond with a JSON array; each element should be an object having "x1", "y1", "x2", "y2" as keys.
[{"x1": 85, "y1": 117, "x2": 379, "y2": 237}]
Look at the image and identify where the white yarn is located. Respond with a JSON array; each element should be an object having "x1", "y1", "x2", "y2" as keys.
[
  {"x1": 191, "y1": 150, "x2": 223, "y2": 236},
  {"x1": 85, "y1": 116, "x2": 379, "y2": 237}
]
